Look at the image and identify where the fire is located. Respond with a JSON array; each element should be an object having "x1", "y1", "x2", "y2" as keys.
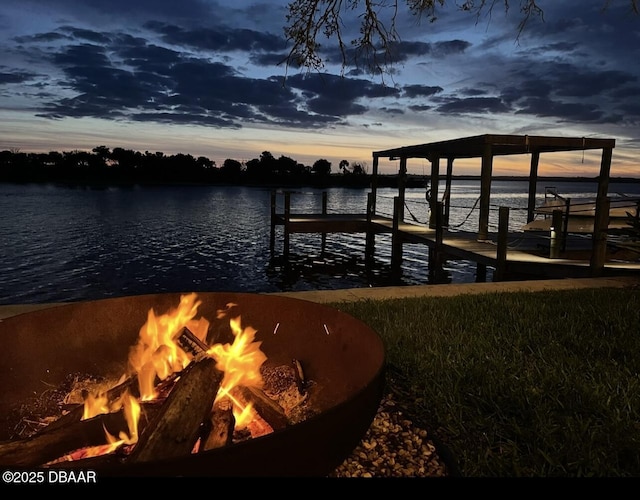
[
  {"x1": 57, "y1": 390, "x2": 142, "y2": 463},
  {"x1": 77, "y1": 293, "x2": 268, "y2": 459},
  {"x1": 208, "y1": 315, "x2": 267, "y2": 428},
  {"x1": 103, "y1": 391, "x2": 141, "y2": 446},
  {"x1": 128, "y1": 293, "x2": 210, "y2": 400}
]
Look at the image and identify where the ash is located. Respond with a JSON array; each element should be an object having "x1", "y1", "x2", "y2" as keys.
[{"x1": 7, "y1": 372, "x2": 110, "y2": 440}]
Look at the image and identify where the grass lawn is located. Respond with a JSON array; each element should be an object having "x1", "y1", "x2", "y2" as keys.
[{"x1": 328, "y1": 286, "x2": 640, "y2": 477}]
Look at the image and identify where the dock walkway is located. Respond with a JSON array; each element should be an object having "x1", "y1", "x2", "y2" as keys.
[{"x1": 270, "y1": 191, "x2": 640, "y2": 283}]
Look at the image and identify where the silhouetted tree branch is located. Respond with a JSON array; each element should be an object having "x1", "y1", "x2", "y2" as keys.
[{"x1": 283, "y1": 0, "x2": 638, "y2": 78}]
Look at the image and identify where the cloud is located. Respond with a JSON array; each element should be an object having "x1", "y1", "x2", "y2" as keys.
[
  {"x1": 435, "y1": 96, "x2": 510, "y2": 114},
  {"x1": 0, "y1": 0, "x2": 639, "y2": 170},
  {"x1": 402, "y1": 84, "x2": 443, "y2": 98}
]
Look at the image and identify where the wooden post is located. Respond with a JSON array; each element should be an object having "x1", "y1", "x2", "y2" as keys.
[
  {"x1": 527, "y1": 151, "x2": 540, "y2": 223},
  {"x1": 590, "y1": 197, "x2": 610, "y2": 275},
  {"x1": 494, "y1": 206, "x2": 509, "y2": 281},
  {"x1": 429, "y1": 201, "x2": 444, "y2": 282},
  {"x1": 591, "y1": 146, "x2": 613, "y2": 276},
  {"x1": 283, "y1": 191, "x2": 291, "y2": 258},
  {"x1": 270, "y1": 191, "x2": 276, "y2": 255},
  {"x1": 562, "y1": 197, "x2": 571, "y2": 252},
  {"x1": 476, "y1": 263, "x2": 487, "y2": 283},
  {"x1": 391, "y1": 196, "x2": 403, "y2": 270},
  {"x1": 443, "y1": 158, "x2": 454, "y2": 226},
  {"x1": 429, "y1": 156, "x2": 440, "y2": 229},
  {"x1": 321, "y1": 191, "x2": 327, "y2": 253},
  {"x1": 550, "y1": 209, "x2": 563, "y2": 259},
  {"x1": 398, "y1": 157, "x2": 407, "y2": 223},
  {"x1": 478, "y1": 143, "x2": 493, "y2": 241},
  {"x1": 365, "y1": 192, "x2": 375, "y2": 261},
  {"x1": 370, "y1": 155, "x2": 379, "y2": 214}
]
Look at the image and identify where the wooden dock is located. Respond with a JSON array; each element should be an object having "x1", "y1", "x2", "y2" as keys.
[
  {"x1": 270, "y1": 134, "x2": 640, "y2": 283},
  {"x1": 270, "y1": 191, "x2": 640, "y2": 283}
]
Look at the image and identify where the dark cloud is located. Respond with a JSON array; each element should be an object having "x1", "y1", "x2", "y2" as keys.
[
  {"x1": 282, "y1": 73, "x2": 402, "y2": 118},
  {"x1": 286, "y1": 73, "x2": 399, "y2": 100},
  {"x1": 321, "y1": 38, "x2": 470, "y2": 68},
  {"x1": 458, "y1": 87, "x2": 489, "y2": 97},
  {"x1": 145, "y1": 21, "x2": 286, "y2": 53},
  {"x1": 380, "y1": 107, "x2": 404, "y2": 115},
  {"x1": 402, "y1": 84, "x2": 443, "y2": 98},
  {"x1": 13, "y1": 32, "x2": 69, "y2": 43},
  {"x1": 432, "y1": 39, "x2": 471, "y2": 56},
  {"x1": 59, "y1": 26, "x2": 112, "y2": 44},
  {"x1": 24, "y1": 26, "x2": 389, "y2": 129},
  {"x1": 494, "y1": 59, "x2": 640, "y2": 124},
  {"x1": 408, "y1": 104, "x2": 432, "y2": 112},
  {"x1": 249, "y1": 52, "x2": 289, "y2": 67},
  {"x1": 435, "y1": 97, "x2": 510, "y2": 114},
  {"x1": 0, "y1": 69, "x2": 36, "y2": 84},
  {"x1": 514, "y1": 96, "x2": 621, "y2": 123},
  {"x1": 8, "y1": 0, "x2": 213, "y2": 23}
]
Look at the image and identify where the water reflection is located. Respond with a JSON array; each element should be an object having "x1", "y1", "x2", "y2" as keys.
[{"x1": 7, "y1": 179, "x2": 631, "y2": 305}]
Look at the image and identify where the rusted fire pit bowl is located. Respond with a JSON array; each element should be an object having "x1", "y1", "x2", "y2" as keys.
[{"x1": 0, "y1": 292, "x2": 385, "y2": 477}]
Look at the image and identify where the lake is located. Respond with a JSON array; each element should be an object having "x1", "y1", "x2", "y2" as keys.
[{"x1": 1, "y1": 180, "x2": 639, "y2": 305}]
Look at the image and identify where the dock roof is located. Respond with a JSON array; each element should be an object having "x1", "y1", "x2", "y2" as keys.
[{"x1": 372, "y1": 134, "x2": 616, "y2": 160}]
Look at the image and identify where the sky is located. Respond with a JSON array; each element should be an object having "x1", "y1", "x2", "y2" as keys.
[{"x1": 0, "y1": 0, "x2": 639, "y2": 177}]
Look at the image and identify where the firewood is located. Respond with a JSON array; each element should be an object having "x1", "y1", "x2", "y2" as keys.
[
  {"x1": 292, "y1": 358, "x2": 307, "y2": 395},
  {"x1": 200, "y1": 396, "x2": 235, "y2": 451},
  {"x1": 44, "y1": 327, "x2": 202, "y2": 436},
  {"x1": 0, "y1": 407, "x2": 136, "y2": 467},
  {"x1": 126, "y1": 355, "x2": 223, "y2": 464},
  {"x1": 40, "y1": 375, "x2": 139, "y2": 435},
  {"x1": 234, "y1": 386, "x2": 288, "y2": 431},
  {"x1": 176, "y1": 326, "x2": 209, "y2": 356}
]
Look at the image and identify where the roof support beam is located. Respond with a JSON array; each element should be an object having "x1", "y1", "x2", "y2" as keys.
[
  {"x1": 590, "y1": 146, "x2": 614, "y2": 275},
  {"x1": 478, "y1": 144, "x2": 493, "y2": 241},
  {"x1": 527, "y1": 151, "x2": 540, "y2": 223}
]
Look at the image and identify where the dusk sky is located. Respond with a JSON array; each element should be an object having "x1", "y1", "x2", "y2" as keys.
[{"x1": 1, "y1": 0, "x2": 639, "y2": 176}]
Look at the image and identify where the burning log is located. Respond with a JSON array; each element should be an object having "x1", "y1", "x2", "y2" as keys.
[
  {"x1": 41, "y1": 376, "x2": 139, "y2": 435},
  {"x1": 42, "y1": 326, "x2": 204, "y2": 437},
  {"x1": 0, "y1": 407, "x2": 137, "y2": 468},
  {"x1": 199, "y1": 396, "x2": 235, "y2": 452},
  {"x1": 177, "y1": 326, "x2": 210, "y2": 356},
  {"x1": 234, "y1": 386, "x2": 288, "y2": 432},
  {"x1": 126, "y1": 355, "x2": 224, "y2": 464}
]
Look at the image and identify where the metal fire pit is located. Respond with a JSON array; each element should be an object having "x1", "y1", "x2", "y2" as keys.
[{"x1": 0, "y1": 292, "x2": 385, "y2": 477}]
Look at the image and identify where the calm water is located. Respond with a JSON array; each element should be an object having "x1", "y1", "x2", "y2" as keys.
[{"x1": 1, "y1": 180, "x2": 639, "y2": 305}]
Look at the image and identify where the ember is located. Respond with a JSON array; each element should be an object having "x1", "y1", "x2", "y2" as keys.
[{"x1": 0, "y1": 292, "x2": 385, "y2": 476}]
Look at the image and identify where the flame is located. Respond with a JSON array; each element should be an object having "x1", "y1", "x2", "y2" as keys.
[
  {"x1": 82, "y1": 392, "x2": 110, "y2": 420},
  {"x1": 208, "y1": 315, "x2": 267, "y2": 429},
  {"x1": 104, "y1": 391, "x2": 141, "y2": 446},
  {"x1": 128, "y1": 292, "x2": 209, "y2": 400},
  {"x1": 73, "y1": 293, "x2": 269, "y2": 461},
  {"x1": 68, "y1": 390, "x2": 141, "y2": 462}
]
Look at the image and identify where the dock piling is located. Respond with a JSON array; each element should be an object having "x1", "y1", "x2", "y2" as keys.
[
  {"x1": 494, "y1": 206, "x2": 509, "y2": 281},
  {"x1": 283, "y1": 191, "x2": 291, "y2": 258}
]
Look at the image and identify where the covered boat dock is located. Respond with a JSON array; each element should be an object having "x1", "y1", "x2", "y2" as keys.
[
  {"x1": 271, "y1": 133, "x2": 639, "y2": 282},
  {"x1": 370, "y1": 134, "x2": 619, "y2": 277}
]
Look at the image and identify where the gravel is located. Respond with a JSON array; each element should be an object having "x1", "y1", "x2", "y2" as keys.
[{"x1": 329, "y1": 391, "x2": 453, "y2": 478}]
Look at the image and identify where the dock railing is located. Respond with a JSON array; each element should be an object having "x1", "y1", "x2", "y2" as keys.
[{"x1": 269, "y1": 189, "x2": 635, "y2": 282}]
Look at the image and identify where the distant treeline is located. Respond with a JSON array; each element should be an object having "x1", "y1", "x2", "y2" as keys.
[
  {"x1": 0, "y1": 147, "x2": 377, "y2": 188},
  {"x1": 1, "y1": 147, "x2": 637, "y2": 187}
]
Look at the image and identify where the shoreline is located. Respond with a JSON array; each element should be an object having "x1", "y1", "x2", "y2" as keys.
[{"x1": 2, "y1": 276, "x2": 638, "y2": 320}]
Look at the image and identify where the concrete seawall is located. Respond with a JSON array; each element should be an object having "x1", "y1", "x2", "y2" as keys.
[{"x1": 1, "y1": 276, "x2": 638, "y2": 320}]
